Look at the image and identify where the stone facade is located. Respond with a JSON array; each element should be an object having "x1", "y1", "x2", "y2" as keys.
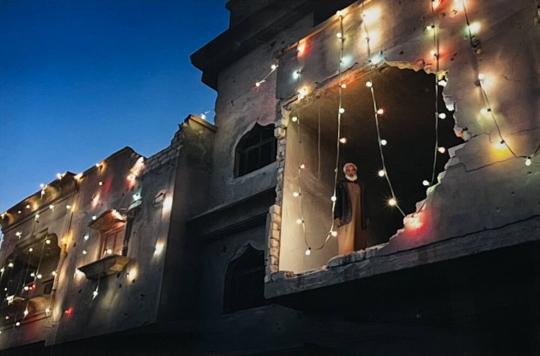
[{"x1": 0, "y1": 0, "x2": 539, "y2": 354}]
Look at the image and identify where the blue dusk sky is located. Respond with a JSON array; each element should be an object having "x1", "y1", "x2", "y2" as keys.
[{"x1": 0, "y1": 0, "x2": 229, "y2": 213}]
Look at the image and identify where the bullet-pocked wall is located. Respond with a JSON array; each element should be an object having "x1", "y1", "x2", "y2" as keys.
[
  {"x1": 0, "y1": 144, "x2": 180, "y2": 350},
  {"x1": 270, "y1": 0, "x2": 540, "y2": 275}
]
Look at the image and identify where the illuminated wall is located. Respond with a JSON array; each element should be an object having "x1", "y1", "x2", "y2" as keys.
[{"x1": 270, "y1": 0, "x2": 540, "y2": 275}]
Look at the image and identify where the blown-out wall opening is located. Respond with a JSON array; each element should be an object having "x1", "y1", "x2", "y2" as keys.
[{"x1": 278, "y1": 65, "x2": 464, "y2": 274}]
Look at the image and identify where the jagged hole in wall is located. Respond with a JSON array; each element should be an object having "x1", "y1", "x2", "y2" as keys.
[{"x1": 289, "y1": 66, "x2": 463, "y2": 250}]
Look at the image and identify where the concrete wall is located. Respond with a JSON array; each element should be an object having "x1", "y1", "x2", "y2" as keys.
[
  {"x1": 0, "y1": 183, "x2": 76, "y2": 349},
  {"x1": 271, "y1": 0, "x2": 540, "y2": 274},
  {"x1": 206, "y1": 14, "x2": 315, "y2": 209},
  {"x1": 0, "y1": 137, "x2": 187, "y2": 349},
  {"x1": 280, "y1": 115, "x2": 338, "y2": 272},
  {"x1": 48, "y1": 147, "x2": 170, "y2": 345}
]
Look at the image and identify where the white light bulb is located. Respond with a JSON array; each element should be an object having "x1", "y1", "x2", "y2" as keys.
[
  {"x1": 28, "y1": 248, "x2": 33, "y2": 253},
  {"x1": 478, "y1": 73, "x2": 485, "y2": 81},
  {"x1": 366, "y1": 81, "x2": 373, "y2": 88},
  {"x1": 255, "y1": 81, "x2": 261, "y2": 87},
  {"x1": 66, "y1": 205, "x2": 72, "y2": 210},
  {"x1": 339, "y1": 107, "x2": 345, "y2": 114},
  {"x1": 292, "y1": 70, "x2": 301, "y2": 80},
  {"x1": 378, "y1": 170, "x2": 385, "y2": 177},
  {"x1": 299, "y1": 163, "x2": 306, "y2": 169},
  {"x1": 15, "y1": 322, "x2": 20, "y2": 327},
  {"x1": 92, "y1": 215, "x2": 97, "y2": 221},
  {"x1": 438, "y1": 147, "x2": 446, "y2": 154},
  {"x1": 49, "y1": 204, "x2": 55, "y2": 210},
  {"x1": 82, "y1": 250, "x2": 87, "y2": 255},
  {"x1": 468, "y1": 22, "x2": 481, "y2": 35},
  {"x1": 422, "y1": 180, "x2": 431, "y2": 187},
  {"x1": 438, "y1": 79, "x2": 448, "y2": 87},
  {"x1": 388, "y1": 198, "x2": 397, "y2": 206},
  {"x1": 380, "y1": 139, "x2": 387, "y2": 146},
  {"x1": 25, "y1": 204, "x2": 31, "y2": 209},
  {"x1": 330, "y1": 195, "x2": 337, "y2": 202},
  {"x1": 270, "y1": 64, "x2": 278, "y2": 70},
  {"x1": 98, "y1": 181, "x2": 103, "y2": 186},
  {"x1": 293, "y1": 192, "x2": 300, "y2": 198},
  {"x1": 45, "y1": 308, "x2": 51, "y2": 315},
  {"x1": 525, "y1": 157, "x2": 532, "y2": 166},
  {"x1": 291, "y1": 116, "x2": 298, "y2": 122},
  {"x1": 83, "y1": 234, "x2": 89, "y2": 241},
  {"x1": 377, "y1": 108, "x2": 384, "y2": 115},
  {"x1": 305, "y1": 248, "x2": 311, "y2": 256},
  {"x1": 438, "y1": 113, "x2": 447, "y2": 119},
  {"x1": 51, "y1": 271, "x2": 57, "y2": 276},
  {"x1": 331, "y1": 230, "x2": 338, "y2": 237},
  {"x1": 339, "y1": 137, "x2": 347, "y2": 144},
  {"x1": 296, "y1": 218, "x2": 303, "y2": 225},
  {"x1": 30, "y1": 272, "x2": 35, "y2": 277},
  {"x1": 45, "y1": 239, "x2": 51, "y2": 245},
  {"x1": 340, "y1": 83, "x2": 347, "y2": 89},
  {"x1": 92, "y1": 289, "x2": 99, "y2": 299},
  {"x1": 16, "y1": 231, "x2": 22, "y2": 238},
  {"x1": 106, "y1": 248, "x2": 113, "y2": 255},
  {"x1": 23, "y1": 309, "x2": 28, "y2": 317},
  {"x1": 336, "y1": 32, "x2": 343, "y2": 39},
  {"x1": 37, "y1": 274, "x2": 42, "y2": 279}
]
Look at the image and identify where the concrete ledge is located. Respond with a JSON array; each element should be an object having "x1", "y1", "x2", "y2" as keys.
[{"x1": 265, "y1": 216, "x2": 540, "y2": 298}]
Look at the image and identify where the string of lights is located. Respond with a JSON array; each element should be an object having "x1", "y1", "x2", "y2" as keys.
[
  {"x1": 360, "y1": 2, "x2": 407, "y2": 217},
  {"x1": 460, "y1": 0, "x2": 535, "y2": 166},
  {"x1": 254, "y1": 64, "x2": 278, "y2": 88},
  {"x1": 429, "y1": 0, "x2": 442, "y2": 186},
  {"x1": 298, "y1": 12, "x2": 347, "y2": 255}
]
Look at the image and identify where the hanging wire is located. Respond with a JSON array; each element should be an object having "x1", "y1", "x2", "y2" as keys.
[
  {"x1": 301, "y1": 13, "x2": 346, "y2": 253},
  {"x1": 361, "y1": 2, "x2": 406, "y2": 217},
  {"x1": 317, "y1": 100, "x2": 322, "y2": 180},
  {"x1": 429, "y1": 0, "x2": 441, "y2": 185},
  {"x1": 368, "y1": 84, "x2": 406, "y2": 217},
  {"x1": 254, "y1": 64, "x2": 279, "y2": 88}
]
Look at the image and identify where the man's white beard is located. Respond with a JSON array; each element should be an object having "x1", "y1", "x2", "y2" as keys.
[{"x1": 345, "y1": 174, "x2": 358, "y2": 182}]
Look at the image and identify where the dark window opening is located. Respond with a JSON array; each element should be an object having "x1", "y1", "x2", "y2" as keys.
[
  {"x1": 235, "y1": 124, "x2": 276, "y2": 177},
  {"x1": 223, "y1": 245, "x2": 266, "y2": 313}
]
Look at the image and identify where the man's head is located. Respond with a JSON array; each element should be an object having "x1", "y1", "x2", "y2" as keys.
[{"x1": 343, "y1": 162, "x2": 358, "y2": 181}]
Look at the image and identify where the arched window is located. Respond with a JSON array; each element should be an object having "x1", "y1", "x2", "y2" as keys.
[
  {"x1": 223, "y1": 245, "x2": 265, "y2": 313},
  {"x1": 235, "y1": 124, "x2": 276, "y2": 177}
]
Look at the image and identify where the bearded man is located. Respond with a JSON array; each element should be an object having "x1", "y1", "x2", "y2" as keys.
[{"x1": 333, "y1": 162, "x2": 367, "y2": 255}]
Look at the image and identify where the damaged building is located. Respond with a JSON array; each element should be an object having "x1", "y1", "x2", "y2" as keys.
[{"x1": 0, "y1": 0, "x2": 539, "y2": 354}]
